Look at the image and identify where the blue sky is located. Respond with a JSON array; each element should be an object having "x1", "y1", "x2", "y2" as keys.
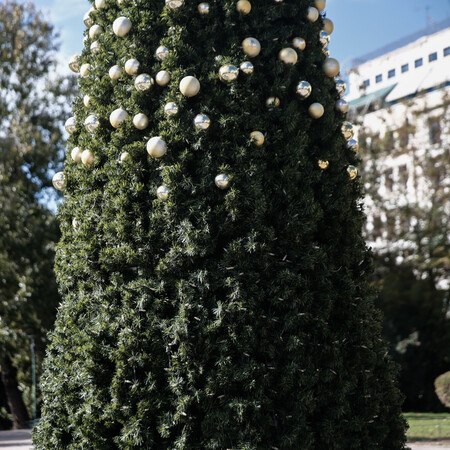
[{"x1": 26, "y1": 0, "x2": 450, "y2": 72}]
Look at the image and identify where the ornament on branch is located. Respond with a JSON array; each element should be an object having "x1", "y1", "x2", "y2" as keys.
[
  {"x1": 164, "y1": 102, "x2": 179, "y2": 116},
  {"x1": 135, "y1": 74, "x2": 154, "y2": 91},
  {"x1": 84, "y1": 115, "x2": 100, "y2": 133},
  {"x1": 347, "y1": 165, "x2": 358, "y2": 180},
  {"x1": 71, "y1": 147, "x2": 83, "y2": 162},
  {"x1": 65, "y1": 117, "x2": 77, "y2": 134},
  {"x1": 278, "y1": 48, "x2": 298, "y2": 65},
  {"x1": 236, "y1": 0, "x2": 251, "y2": 14},
  {"x1": 156, "y1": 46, "x2": 169, "y2": 61},
  {"x1": 318, "y1": 160, "x2": 329, "y2": 170},
  {"x1": 72, "y1": 218, "x2": 79, "y2": 230},
  {"x1": 125, "y1": 59, "x2": 140, "y2": 75},
  {"x1": 319, "y1": 31, "x2": 330, "y2": 47},
  {"x1": 266, "y1": 97, "x2": 280, "y2": 108},
  {"x1": 69, "y1": 55, "x2": 81, "y2": 73},
  {"x1": 133, "y1": 113, "x2": 149, "y2": 130},
  {"x1": 323, "y1": 47, "x2": 330, "y2": 58},
  {"x1": 157, "y1": 186, "x2": 170, "y2": 201},
  {"x1": 81, "y1": 149, "x2": 95, "y2": 166},
  {"x1": 347, "y1": 139, "x2": 359, "y2": 153},
  {"x1": 315, "y1": 0, "x2": 326, "y2": 12},
  {"x1": 323, "y1": 18, "x2": 334, "y2": 35},
  {"x1": 215, "y1": 174, "x2": 230, "y2": 189},
  {"x1": 120, "y1": 152, "x2": 131, "y2": 163},
  {"x1": 95, "y1": 0, "x2": 106, "y2": 8},
  {"x1": 83, "y1": 95, "x2": 91, "y2": 108},
  {"x1": 341, "y1": 122, "x2": 355, "y2": 141},
  {"x1": 250, "y1": 131, "x2": 264, "y2": 146},
  {"x1": 166, "y1": 0, "x2": 184, "y2": 9},
  {"x1": 323, "y1": 58, "x2": 340, "y2": 77},
  {"x1": 194, "y1": 114, "x2": 211, "y2": 130},
  {"x1": 80, "y1": 64, "x2": 91, "y2": 77},
  {"x1": 242, "y1": 37, "x2": 261, "y2": 57},
  {"x1": 309, "y1": 103, "x2": 324, "y2": 119},
  {"x1": 113, "y1": 17, "x2": 132, "y2": 37},
  {"x1": 198, "y1": 3, "x2": 210, "y2": 14},
  {"x1": 109, "y1": 65, "x2": 122, "y2": 80},
  {"x1": 52, "y1": 172, "x2": 66, "y2": 191},
  {"x1": 110, "y1": 109, "x2": 129, "y2": 128},
  {"x1": 336, "y1": 99, "x2": 349, "y2": 113},
  {"x1": 219, "y1": 65, "x2": 239, "y2": 82},
  {"x1": 147, "y1": 137, "x2": 167, "y2": 158},
  {"x1": 296, "y1": 81, "x2": 312, "y2": 99},
  {"x1": 180, "y1": 76, "x2": 200, "y2": 97},
  {"x1": 156, "y1": 70, "x2": 171, "y2": 86},
  {"x1": 335, "y1": 78, "x2": 347, "y2": 96},
  {"x1": 306, "y1": 7, "x2": 319, "y2": 22},
  {"x1": 240, "y1": 61, "x2": 254, "y2": 74},
  {"x1": 292, "y1": 37, "x2": 306, "y2": 51},
  {"x1": 83, "y1": 8, "x2": 94, "y2": 27},
  {"x1": 89, "y1": 24, "x2": 103, "y2": 39},
  {"x1": 90, "y1": 41, "x2": 100, "y2": 53}
]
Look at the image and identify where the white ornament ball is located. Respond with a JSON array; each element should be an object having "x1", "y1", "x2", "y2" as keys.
[
  {"x1": 215, "y1": 174, "x2": 230, "y2": 190},
  {"x1": 109, "y1": 65, "x2": 122, "y2": 80},
  {"x1": 306, "y1": 7, "x2": 319, "y2": 22},
  {"x1": 52, "y1": 172, "x2": 66, "y2": 191},
  {"x1": 72, "y1": 218, "x2": 79, "y2": 230},
  {"x1": 84, "y1": 115, "x2": 100, "y2": 133},
  {"x1": 323, "y1": 58, "x2": 340, "y2": 77},
  {"x1": 278, "y1": 47, "x2": 298, "y2": 65},
  {"x1": 81, "y1": 149, "x2": 95, "y2": 166},
  {"x1": 110, "y1": 109, "x2": 129, "y2": 128},
  {"x1": 83, "y1": 8, "x2": 94, "y2": 27},
  {"x1": 179, "y1": 76, "x2": 200, "y2": 97},
  {"x1": 133, "y1": 113, "x2": 149, "y2": 130},
  {"x1": 164, "y1": 102, "x2": 179, "y2": 116},
  {"x1": 156, "y1": 70, "x2": 171, "y2": 86},
  {"x1": 308, "y1": 103, "x2": 325, "y2": 119},
  {"x1": 194, "y1": 114, "x2": 211, "y2": 130},
  {"x1": 89, "y1": 24, "x2": 103, "y2": 39},
  {"x1": 83, "y1": 95, "x2": 91, "y2": 108},
  {"x1": 71, "y1": 147, "x2": 83, "y2": 162},
  {"x1": 95, "y1": 0, "x2": 107, "y2": 8},
  {"x1": 166, "y1": 0, "x2": 184, "y2": 9},
  {"x1": 157, "y1": 186, "x2": 170, "y2": 201},
  {"x1": 80, "y1": 63, "x2": 91, "y2": 77},
  {"x1": 120, "y1": 151, "x2": 131, "y2": 163},
  {"x1": 65, "y1": 117, "x2": 77, "y2": 134},
  {"x1": 242, "y1": 37, "x2": 261, "y2": 58},
  {"x1": 135, "y1": 74, "x2": 154, "y2": 91},
  {"x1": 147, "y1": 137, "x2": 167, "y2": 158},
  {"x1": 113, "y1": 17, "x2": 132, "y2": 37},
  {"x1": 125, "y1": 58, "x2": 140, "y2": 75},
  {"x1": 69, "y1": 55, "x2": 81, "y2": 73}
]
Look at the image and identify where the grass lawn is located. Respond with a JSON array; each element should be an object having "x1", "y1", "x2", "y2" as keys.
[{"x1": 405, "y1": 413, "x2": 450, "y2": 441}]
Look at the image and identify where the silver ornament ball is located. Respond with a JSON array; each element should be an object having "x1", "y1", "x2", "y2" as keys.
[
  {"x1": 69, "y1": 54, "x2": 81, "y2": 73},
  {"x1": 135, "y1": 74, "x2": 154, "y2": 91},
  {"x1": 266, "y1": 97, "x2": 280, "y2": 108},
  {"x1": 335, "y1": 78, "x2": 347, "y2": 96},
  {"x1": 194, "y1": 114, "x2": 211, "y2": 130},
  {"x1": 215, "y1": 174, "x2": 230, "y2": 190},
  {"x1": 83, "y1": 8, "x2": 94, "y2": 27},
  {"x1": 296, "y1": 81, "x2": 312, "y2": 99},
  {"x1": 164, "y1": 102, "x2": 179, "y2": 116},
  {"x1": 319, "y1": 30, "x2": 330, "y2": 47},
  {"x1": 65, "y1": 117, "x2": 77, "y2": 134},
  {"x1": 166, "y1": 0, "x2": 184, "y2": 9},
  {"x1": 240, "y1": 61, "x2": 254, "y2": 75},
  {"x1": 341, "y1": 121, "x2": 355, "y2": 141},
  {"x1": 52, "y1": 172, "x2": 66, "y2": 191},
  {"x1": 219, "y1": 64, "x2": 239, "y2": 82},
  {"x1": 156, "y1": 46, "x2": 169, "y2": 61},
  {"x1": 336, "y1": 99, "x2": 349, "y2": 113},
  {"x1": 157, "y1": 186, "x2": 170, "y2": 201},
  {"x1": 198, "y1": 2, "x2": 210, "y2": 14},
  {"x1": 84, "y1": 114, "x2": 100, "y2": 133},
  {"x1": 347, "y1": 139, "x2": 359, "y2": 153}
]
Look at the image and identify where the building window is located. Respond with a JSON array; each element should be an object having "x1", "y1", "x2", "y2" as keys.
[
  {"x1": 376, "y1": 74, "x2": 382, "y2": 83},
  {"x1": 401, "y1": 63, "x2": 409, "y2": 73},
  {"x1": 388, "y1": 69, "x2": 396, "y2": 78},
  {"x1": 429, "y1": 52, "x2": 438, "y2": 62},
  {"x1": 444, "y1": 47, "x2": 450, "y2": 57},
  {"x1": 415, "y1": 58, "x2": 423, "y2": 68},
  {"x1": 363, "y1": 79, "x2": 370, "y2": 88}
]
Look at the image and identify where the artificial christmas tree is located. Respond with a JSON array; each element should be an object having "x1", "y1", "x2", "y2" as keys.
[{"x1": 34, "y1": 0, "x2": 408, "y2": 448}]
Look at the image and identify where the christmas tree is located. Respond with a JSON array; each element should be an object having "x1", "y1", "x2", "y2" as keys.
[{"x1": 34, "y1": 0, "x2": 407, "y2": 448}]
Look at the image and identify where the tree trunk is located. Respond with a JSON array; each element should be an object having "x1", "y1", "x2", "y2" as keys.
[{"x1": 1, "y1": 355, "x2": 29, "y2": 429}]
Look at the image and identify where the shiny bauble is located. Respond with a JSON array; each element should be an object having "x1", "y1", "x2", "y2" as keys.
[
  {"x1": 83, "y1": 95, "x2": 91, "y2": 108},
  {"x1": 135, "y1": 74, "x2": 154, "y2": 91},
  {"x1": 278, "y1": 47, "x2": 298, "y2": 65},
  {"x1": 292, "y1": 37, "x2": 306, "y2": 51},
  {"x1": 198, "y1": 2, "x2": 210, "y2": 14},
  {"x1": 120, "y1": 151, "x2": 131, "y2": 163},
  {"x1": 319, "y1": 30, "x2": 330, "y2": 47},
  {"x1": 156, "y1": 46, "x2": 169, "y2": 61},
  {"x1": 133, "y1": 113, "x2": 149, "y2": 130},
  {"x1": 84, "y1": 114, "x2": 100, "y2": 133},
  {"x1": 72, "y1": 218, "x2": 79, "y2": 230},
  {"x1": 113, "y1": 17, "x2": 132, "y2": 37},
  {"x1": 166, "y1": 0, "x2": 184, "y2": 9},
  {"x1": 347, "y1": 139, "x2": 359, "y2": 153},
  {"x1": 157, "y1": 186, "x2": 170, "y2": 201},
  {"x1": 95, "y1": 0, "x2": 106, "y2": 8},
  {"x1": 306, "y1": 6, "x2": 319, "y2": 22},
  {"x1": 240, "y1": 61, "x2": 254, "y2": 74},
  {"x1": 125, "y1": 58, "x2": 140, "y2": 75},
  {"x1": 296, "y1": 80, "x2": 312, "y2": 99},
  {"x1": 219, "y1": 64, "x2": 239, "y2": 82},
  {"x1": 315, "y1": 0, "x2": 326, "y2": 12},
  {"x1": 347, "y1": 165, "x2": 358, "y2": 180},
  {"x1": 65, "y1": 117, "x2": 77, "y2": 134},
  {"x1": 89, "y1": 24, "x2": 103, "y2": 39},
  {"x1": 323, "y1": 58, "x2": 340, "y2": 77},
  {"x1": 109, "y1": 65, "x2": 122, "y2": 80},
  {"x1": 71, "y1": 147, "x2": 83, "y2": 162},
  {"x1": 194, "y1": 114, "x2": 211, "y2": 130},
  {"x1": 69, "y1": 54, "x2": 81, "y2": 73},
  {"x1": 336, "y1": 99, "x2": 349, "y2": 113},
  {"x1": 179, "y1": 76, "x2": 200, "y2": 97},
  {"x1": 341, "y1": 121, "x2": 355, "y2": 141},
  {"x1": 52, "y1": 172, "x2": 66, "y2": 191},
  {"x1": 147, "y1": 137, "x2": 167, "y2": 158},
  {"x1": 90, "y1": 41, "x2": 100, "y2": 53},
  {"x1": 242, "y1": 37, "x2": 261, "y2": 58},
  {"x1": 156, "y1": 70, "x2": 171, "y2": 86},
  {"x1": 308, "y1": 103, "x2": 324, "y2": 119},
  {"x1": 215, "y1": 174, "x2": 230, "y2": 190},
  {"x1": 323, "y1": 18, "x2": 334, "y2": 34},
  {"x1": 83, "y1": 8, "x2": 94, "y2": 27},
  {"x1": 164, "y1": 102, "x2": 179, "y2": 116},
  {"x1": 250, "y1": 131, "x2": 264, "y2": 146},
  {"x1": 322, "y1": 47, "x2": 330, "y2": 58},
  {"x1": 266, "y1": 96, "x2": 280, "y2": 108},
  {"x1": 236, "y1": 0, "x2": 251, "y2": 14},
  {"x1": 81, "y1": 149, "x2": 95, "y2": 166},
  {"x1": 80, "y1": 63, "x2": 91, "y2": 77},
  {"x1": 110, "y1": 109, "x2": 129, "y2": 128},
  {"x1": 318, "y1": 160, "x2": 329, "y2": 169},
  {"x1": 335, "y1": 78, "x2": 347, "y2": 96}
]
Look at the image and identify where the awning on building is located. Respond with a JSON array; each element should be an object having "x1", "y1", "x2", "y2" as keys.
[{"x1": 348, "y1": 84, "x2": 397, "y2": 111}]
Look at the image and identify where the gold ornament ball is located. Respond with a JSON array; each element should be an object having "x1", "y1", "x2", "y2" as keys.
[
  {"x1": 242, "y1": 37, "x2": 261, "y2": 58},
  {"x1": 266, "y1": 96, "x2": 280, "y2": 108},
  {"x1": 198, "y1": 2, "x2": 210, "y2": 14},
  {"x1": 81, "y1": 149, "x2": 95, "y2": 166},
  {"x1": 52, "y1": 172, "x2": 66, "y2": 191},
  {"x1": 236, "y1": 0, "x2": 251, "y2": 14},
  {"x1": 306, "y1": 6, "x2": 319, "y2": 22},
  {"x1": 84, "y1": 114, "x2": 100, "y2": 133},
  {"x1": 157, "y1": 186, "x2": 170, "y2": 201},
  {"x1": 318, "y1": 160, "x2": 329, "y2": 170},
  {"x1": 113, "y1": 17, "x2": 132, "y2": 37},
  {"x1": 147, "y1": 136, "x2": 167, "y2": 158},
  {"x1": 296, "y1": 81, "x2": 312, "y2": 99},
  {"x1": 156, "y1": 70, "x2": 171, "y2": 86},
  {"x1": 323, "y1": 18, "x2": 334, "y2": 35},
  {"x1": 109, "y1": 65, "x2": 122, "y2": 80},
  {"x1": 69, "y1": 54, "x2": 81, "y2": 73},
  {"x1": 166, "y1": 0, "x2": 184, "y2": 9},
  {"x1": 80, "y1": 63, "x2": 91, "y2": 77},
  {"x1": 83, "y1": 95, "x2": 91, "y2": 108},
  {"x1": 89, "y1": 24, "x2": 103, "y2": 40},
  {"x1": 250, "y1": 131, "x2": 264, "y2": 146},
  {"x1": 133, "y1": 113, "x2": 149, "y2": 130},
  {"x1": 315, "y1": 0, "x2": 326, "y2": 12},
  {"x1": 65, "y1": 117, "x2": 77, "y2": 134},
  {"x1": 240, "y1": 61, "x2": 254, "y2": 75},
  {"x1": 341, "y1": 121, "x2": 355, "y2": 141},
  {"x1": 292, "y1": 37, "x2": 306, "y2": 51},
  {"x1": 135, "y1": 73, "x2": 154, "y2": 91},
  {"x1": 164, "y1": 102, "x2": 179, "y2": 116},
  {"x1": 156, "y1": 46, "x2": 169, "y2": 61},
  {"x1": 215, "y1": 174, "x2": 230, "y2": 190},
  {"x1": 194, "y1": 114, "x2": 211, "y2": 130},
  {"x1": 323, "y1": 58, "x2": 340, "y2": 77},
  {"x1": 347, "y1": 139, "x2": 359, "y2": 153},
  {"x1": 308, "y1": 102, "x2": 324, "y2": 119},
  {"x1": 179, "y1": 76, "x2": 200, "y2": 97},
  {"x1": 278, "y1": 47, "x2": 298, "y2": 65},
  {"x1": 120, "y1": 152, "x2": 131, "y2": 163},
  {"x1": 219, "y1": 64, "x2": 239, "y2": 82},
  {"x1": 336, "y1": 99, "x2": 349, "y2": 113},
  {"x1": 125, "y1": 58, "x2": 140, "y2": 75},
  {"x1": 110, "y1": 108, "x2": 129, "y2": 128},
  {"x1": 347, "y1": 165, "x2": 358, "y2": 180},
  {"x1": 71, "y1": 147, "x2": 83, "y2": 162}
]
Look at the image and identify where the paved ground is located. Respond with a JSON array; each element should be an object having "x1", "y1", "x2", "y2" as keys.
[
  {"x1": 409, "y1": 443, "x2": 450, "y2": 450},
  {"x1": 0, "y1": 430, "x2": 32, "y2": 450}
]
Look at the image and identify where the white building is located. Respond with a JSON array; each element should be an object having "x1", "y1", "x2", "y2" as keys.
[{"x1": 346, "y1": 20, "x2": 450, "y2": 287}]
